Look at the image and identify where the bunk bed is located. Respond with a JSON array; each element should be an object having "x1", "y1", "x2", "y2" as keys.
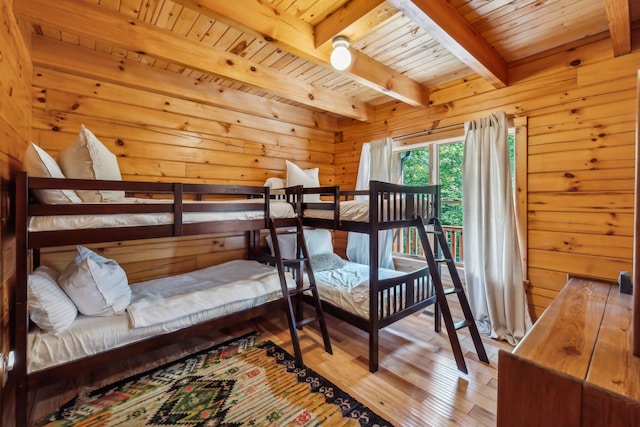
[
  {"x1": 299, "y1": 181, "x2": 443, "y2": 372},
  {"x1": 13, "y1": 172, "x2": 319, "y2": 426}
]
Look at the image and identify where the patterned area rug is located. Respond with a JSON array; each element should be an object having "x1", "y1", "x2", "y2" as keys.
[{"x1": 37, "y1": 332, "x2": 394, "y2": 426}]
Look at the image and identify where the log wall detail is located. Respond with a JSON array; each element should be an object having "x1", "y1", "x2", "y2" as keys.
[
  {"x1": 16, "y1": 17, "x2": 640, "y2": 317},
  {"x1": 338, "y1": 34, "x2": 640, "y2": 318}
]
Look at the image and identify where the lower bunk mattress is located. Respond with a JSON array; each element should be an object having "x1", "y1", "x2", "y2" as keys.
[
  {"x1": 310, "y1": 260, "x2": 407, "y2": 319},
  {"x1": 28, "y1": 259, "x2": 295, "y2": 373}
]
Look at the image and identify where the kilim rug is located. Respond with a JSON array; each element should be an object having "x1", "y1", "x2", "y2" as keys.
[{"x1": 36, "y1": 332, "x2": 394, "y2": 426}]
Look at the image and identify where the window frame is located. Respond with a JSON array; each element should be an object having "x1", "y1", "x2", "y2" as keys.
[{"x1": 391, "y1": 120, "x2": 527, "y2": 276}]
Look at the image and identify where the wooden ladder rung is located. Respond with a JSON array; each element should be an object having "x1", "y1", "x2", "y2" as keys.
[
  {"x1": 289, "y1": 286, "x2": 313, "y2": 296},
  {"x1": 268, "y1": 216, "x2": 332, "y2": 368},
  {"x1": 415, "y1": 215, "x2": 490, "y2": 373},
  {"x1": 422, "y1": 229, "x2": 444, "y2": 235},
  {"x1": 296, "y1": 316, "x2": 319, "y2": 328},
  {"x1": 454, "y1": 319, "x2": 474, "y2": 330},
  {"x1": 282, "y1": 257, "x2": 308, "y2": 266}
]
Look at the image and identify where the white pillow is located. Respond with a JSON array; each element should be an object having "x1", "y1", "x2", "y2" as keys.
[
  {"x1": 264, "y1": 177, "x2": 286, "y2": 200},
  {"x1": 23, "y1": 143, "x2": 82, "y2": 204},
  {"x1": 265, "y1": 232, "x2": 296, "y2": 260},
  {"x1": 28, "y1": 266, "x2": 78, "y2": 334},
  {"x1": 58, "y1": 245, "x2": 131, "y2": 316},
  {"x1": 305, "y1": 229, "x2": 334, "y2": 255},
  {"x1": 266, "y1": 229, "x2": 333, "y2": 260},
  {"x1": 58, "y1": 125, "x2": 124, "y2": 202},
  {"x1": 264, "y1": 177, "x2": 285, "y2": 189},
  {"x1": 285, "y1": 160, "x2": 321, "y2": 202},
  {"x1": 310, "y1": 252, "x2": 347, "y2": 272}
]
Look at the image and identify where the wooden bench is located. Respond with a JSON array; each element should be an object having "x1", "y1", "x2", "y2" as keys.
[{"x1": 497, "y1": 277, "x2": 640, "y2": 426}]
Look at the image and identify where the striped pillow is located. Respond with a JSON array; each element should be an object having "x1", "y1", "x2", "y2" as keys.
[{"x1": 28, "y1": 266, "x2": 78, "y2": 334}]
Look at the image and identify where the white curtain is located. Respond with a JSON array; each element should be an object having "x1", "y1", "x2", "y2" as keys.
[
  {"x1": 346, "y1": 138, "x2": 395, "y2": 269},
  {"x1": 462, "y1": 111, "x2": 531, "y2": 345}
]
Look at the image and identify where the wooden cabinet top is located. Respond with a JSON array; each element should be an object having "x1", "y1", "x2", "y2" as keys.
[
  {"x1": 511, "y1": 276, "x2": 640, "y2": 400},
  {"x1": 513, "y1": 277, "x2": 609, "y2": 379}
]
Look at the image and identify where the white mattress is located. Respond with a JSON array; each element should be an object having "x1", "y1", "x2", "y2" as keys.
[
  {"x1": 304, "y1": 199, "x2": 370, "y2": 222},
  {"x1": 28, "y1": 259, "x2": 295, "y2": 373},
  {"x1": 312, "y1": 261, "x2": 405, "y2": 318},
  {"x1": 304, "y1": 198, "x2": 420, "y2": 223},
  {"x1": 28, "y1": 198, "x2": 296, "y2": 232}
]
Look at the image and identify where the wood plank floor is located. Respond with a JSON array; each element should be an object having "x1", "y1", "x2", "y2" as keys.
[{"x1": 28, "y1": 293, "x2": 512, "y2": 426}]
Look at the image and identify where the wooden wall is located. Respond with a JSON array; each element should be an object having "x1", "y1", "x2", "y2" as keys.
[
  {"x1": 337, "y1": 33, "x2": 640, "y2": 318},
  {"x1": 18, "y1": 19, "x2": 640, "y2": 318},
  {"x1": 1, "y1": 0, "x2": 32, "y2": 424},
  {"x1": 28, "y1": 35, "x2": 338, "y2": 282}
]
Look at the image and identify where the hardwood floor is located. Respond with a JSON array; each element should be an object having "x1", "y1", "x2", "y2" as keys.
[{"x1": 28, "y1": 295, "x2": 512, "y2": 426}]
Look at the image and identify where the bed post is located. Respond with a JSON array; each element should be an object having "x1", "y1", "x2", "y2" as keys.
[
  {"x1": 172, "y1": 183, "x2": 183, "y2": 237},
  {"x1": 432, "y1": 185, "x2": 442, "y2": 332},
  {"x1": 368, "y1": 180, "x2": 380, "y2": 372},
  {"x1": 14, "y1": 172, "x2": 29, "y2": 427}
]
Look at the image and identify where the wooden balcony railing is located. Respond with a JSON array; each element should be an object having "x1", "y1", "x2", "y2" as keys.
[{"x1": 393, "y1": 225, "x2": 464, "y2": 265}]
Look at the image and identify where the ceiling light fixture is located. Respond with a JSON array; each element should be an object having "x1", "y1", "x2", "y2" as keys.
[{"x1": 330, "y1": 35, "x2": 351, "y2": 71}]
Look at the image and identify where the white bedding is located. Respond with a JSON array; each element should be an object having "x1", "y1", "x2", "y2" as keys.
[
  {"x1": 304, "y1": 198, "x2": 422, "y2": 223},
  {"x1": 28, "y1": 198, "x2": 296, "y2": 232},
  {"x1": 312, "y1": 261, "x2": 405, "y2": 318},
  {"x1": 28, "y1": 260, "x2": 295, "y2": 373},
  {"x1": 304, "y1": 199, "x2": 371, "y2": 222}
]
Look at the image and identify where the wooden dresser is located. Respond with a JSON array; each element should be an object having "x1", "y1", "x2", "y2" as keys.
[{"x1": 497, "y1": 277, "x2": 640, "y2": 426}]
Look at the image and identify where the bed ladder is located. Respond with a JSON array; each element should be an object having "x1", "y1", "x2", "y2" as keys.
[
  {"x1": 415, "y1": 215, "x2": 489, "y2": 374},
  {"x1": 269, "y1": 217, "x2": 332, "y2": 367}
]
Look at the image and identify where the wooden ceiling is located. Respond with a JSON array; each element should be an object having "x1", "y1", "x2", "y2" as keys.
[{"x1": 15, "y1": 0, "x2": 639, "y2": 123}]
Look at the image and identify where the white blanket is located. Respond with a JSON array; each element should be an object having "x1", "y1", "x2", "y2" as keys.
[
  {"x1": 304, "y1": 198, "x2": 415, "y2": 223},
  {"x1": 29, "y1": 260, "x2": 295, "y2": 373},
  {"x1": 28, "y1": 198, "x2": 296, "y2": 232},
  {"x1": 312, "y1": 261, "x2": 404, "y2": 318},
  {"x1": 127, "y1": 262, "x2": 293, "y2": 328}
]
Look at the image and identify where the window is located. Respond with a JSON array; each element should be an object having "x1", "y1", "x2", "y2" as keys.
[
  {"x1": 400, "y1": 141, "x2": 464, "y2": 227},
  {"x1": 393, "y1": 130, "x2": 516, "y2": 265}
]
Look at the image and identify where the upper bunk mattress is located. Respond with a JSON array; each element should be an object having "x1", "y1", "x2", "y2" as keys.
[
  {"x1": 28, "y1": 259, "x2": 295, "y2": 373},
  {"x1": 28, "y1": 198, "x2": 296, "y2": 232},
  {"x1": 304, "y1": 200, "x2": 371, "y2": 222},
  {"x1": 303, "y1": 198, "x2": 432, "y2": 223}
]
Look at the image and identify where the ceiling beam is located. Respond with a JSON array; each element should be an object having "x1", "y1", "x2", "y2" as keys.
[
  {"x1": 172, "y1": 0, "x2": 428, "y2": 107},
  {"x1": 314, "y1": 0, "x2": 389, "y2": 48},
  {"x1": 604, "y1": 0, "x2": 632, "y2": 56},
  {"x1": 389, "y1": 0, "x2": 508, "y2": 88},
  {"x1": 16, "y1": 0, "x2": 374, "y2": 121}
]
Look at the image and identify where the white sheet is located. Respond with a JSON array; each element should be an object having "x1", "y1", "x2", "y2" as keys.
[
  {"x1": 312, "y1": 261, "x2": 404, "y2": 318},
  {"x1": 28, "y1": 260, "x2": 295, "y2": 373},
  {"x1": 304, "y1": 198, "x2": 422, "y2": 223},
  {"x1": 28, "y1": 198, "x2": 295, "y2": 232},
  {"x1": 128, "y1": 264, "x2": 291, "y2": 328},
  {"x1": 304, "y1": 199, "x2": 370, "y2": 222}
]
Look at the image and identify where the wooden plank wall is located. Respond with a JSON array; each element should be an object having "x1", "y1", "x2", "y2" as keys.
[
  {"x1": 21, "y1": 25, "x2": 640, "y2": 317},
  {"x1": 338, "y1": 33, "x2": 640, "y2": 319},
  {"x1": 0, "y1": 0, "x2": 33, "y2": 424},
  {"x1": 28, "y1": 36, "x2": 337, "y2": 282}
]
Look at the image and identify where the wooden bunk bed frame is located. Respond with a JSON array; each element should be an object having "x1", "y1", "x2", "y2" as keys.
[
  {"x1": 300, "y1": 180, "x2": 442, "y2": 372},
  {"x1": 12, "y1": 171, "x2": 312, "y2": 426}
]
